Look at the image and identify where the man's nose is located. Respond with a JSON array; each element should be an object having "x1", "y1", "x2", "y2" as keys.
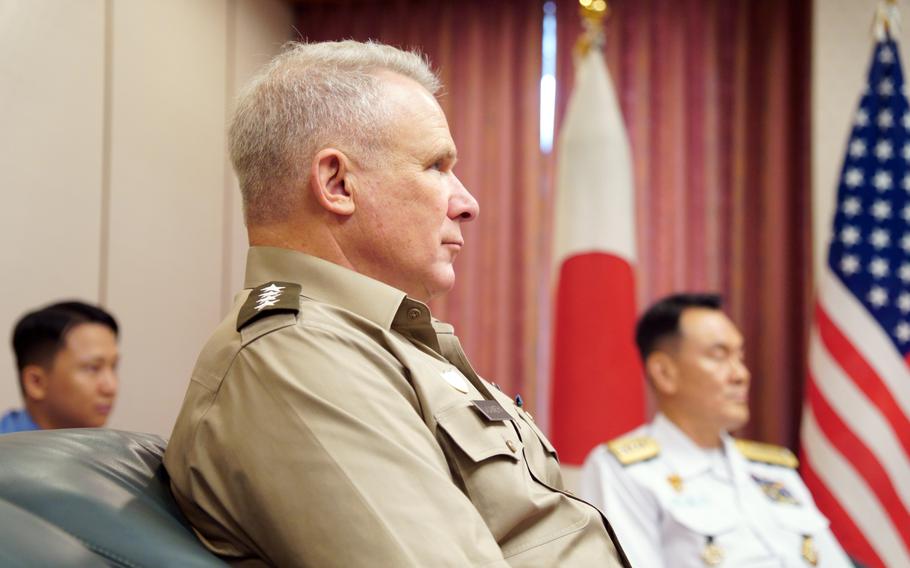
[
  {"x1": 99, "y1": 370, "x2": 118, "y2": 396},
  {"x1": 731, "y1": 359, "x2": 750, "y2": 383},
  {"x1": 449, "y1": 174, "x2": 479, "y2": 222}
]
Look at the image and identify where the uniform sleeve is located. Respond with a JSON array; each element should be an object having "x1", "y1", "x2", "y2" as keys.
[
  {"x1": 579, "y1": 447, "x2": 665, "y2": 568},
  {"x1": 183, "y1": 323, "x2": 509, "y2": 568}
]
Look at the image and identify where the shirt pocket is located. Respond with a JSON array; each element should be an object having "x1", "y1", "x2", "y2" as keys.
[
  {"x1": 665, "y1": 501, "x2": 738, "y2": 537},
  {"x1": 768, "y1": 498, "x2": 829, "y2": 535},
  {"x1": 516, "y1": 407, "x2": 558, "y2": 458},
  {"x1": 662, "y1": 499, "x2": 741, "y2": 566},
  {"x1": 435, "y1": 401, "x2": 523, "y2": 466},
  {"x1": 513, "y1": 409, "x2": 564, "y2": 488},
  {"x1": 434, "y1": 402, "x2": 534, "y2": 538},
  {"x1": 435, "y1": 401, "x2": 592, "y2": 558}
]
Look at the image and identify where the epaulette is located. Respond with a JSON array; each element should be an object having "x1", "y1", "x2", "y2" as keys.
[
  {"x1": 606, "y1": 436, "x2": 660, "y2": 466},
  {"x1": 236, "y1": 281, "x2": 302, "y2": 331},
  {"x1": 735, "y1": 439, "x2": 799, "y2": 469}
]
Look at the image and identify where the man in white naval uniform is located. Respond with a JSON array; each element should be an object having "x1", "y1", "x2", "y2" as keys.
[{"x1": 580, "y1": 293, "x2": 855, "y2": 568}]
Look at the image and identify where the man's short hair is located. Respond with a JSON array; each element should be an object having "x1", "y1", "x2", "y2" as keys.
[
  {"x1": 12, "y1": 301, "x2": 119, "y2": 383},
  {"x1": 634, "y1": 293, "x2": 723, "y2": 361},
  {"x1": 229, "y1": 40, "x2": 440, "y2": 225}
]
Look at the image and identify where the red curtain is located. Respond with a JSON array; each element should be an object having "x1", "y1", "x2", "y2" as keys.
[
  {"x1": 556, "y1": 0, "x2": 812, "y2": 448},
  {"x1": 294, "y1": 0, "x2": 812, "y2": 449}
]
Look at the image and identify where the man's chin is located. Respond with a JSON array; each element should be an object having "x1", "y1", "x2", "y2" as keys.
[
  {"x1": 724, "y1": 408, "x2": 750, "y2": 432},
  {"x1": 423, "y1": 269, "x2": 456, "y2": 300}
]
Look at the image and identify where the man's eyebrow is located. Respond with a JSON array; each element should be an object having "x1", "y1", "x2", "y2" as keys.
[{"x1": 706, "y1": 341, "x2": 744, "y2": 352}]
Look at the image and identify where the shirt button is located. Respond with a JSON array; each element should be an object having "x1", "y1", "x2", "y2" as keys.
[
  {"x1": 506, "y1": 440, "x2": 518, "y2": 453},
  {"x1": 407, "y1": 308, "x2": 421, "y2": 320}
]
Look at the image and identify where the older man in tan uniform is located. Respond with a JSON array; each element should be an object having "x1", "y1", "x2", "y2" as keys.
[{"x1": 164, "y1": 41, "x2": 630, "y2": 567}]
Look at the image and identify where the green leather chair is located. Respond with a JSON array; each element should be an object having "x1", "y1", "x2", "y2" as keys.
[{"x1": 0, "y1": 428, "x2": 226, "y2": 567}]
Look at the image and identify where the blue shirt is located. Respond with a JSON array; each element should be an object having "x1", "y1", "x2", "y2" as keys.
[{"x1": 0, "y1": 408, "x2": 40, "y2": 434}]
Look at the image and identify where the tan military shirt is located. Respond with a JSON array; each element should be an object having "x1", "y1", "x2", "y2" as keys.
[{"x1": 165, "y1": 246, "x2": 629, "y2": 567}]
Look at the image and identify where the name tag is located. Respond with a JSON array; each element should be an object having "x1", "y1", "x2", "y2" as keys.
[{"x1": 471, "y1": 400, "x2": 512, "y2": 422}]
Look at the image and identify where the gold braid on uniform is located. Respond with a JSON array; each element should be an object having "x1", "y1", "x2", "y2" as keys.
[
  {"x1": 734, "y1": 439, "x2": 799, "y2": 468},
  {"x1": 606, "y1": 436, "x2": 660, "y2": 466}
]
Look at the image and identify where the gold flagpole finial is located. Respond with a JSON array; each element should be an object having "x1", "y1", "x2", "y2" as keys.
[
  {"x1": 576, "y1": 0, "x2": 609, "y2": 57},
  {"x1": 875, "y1": 0, "x2": 901, "y2": 39}
]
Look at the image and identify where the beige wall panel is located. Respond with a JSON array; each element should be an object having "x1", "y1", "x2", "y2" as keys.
[
  {"x1": 0, "y1": 1, "x2": 105, "y2": 413},
  {"x1": 223, "y1": 0, "x2": 294, "y2": 311},
  {"x1": 813, "y1": 0, "x2": 910, "y2": 279},
  {"x1": 105, "y1": 0, "x2": 228, "y2": 435}
]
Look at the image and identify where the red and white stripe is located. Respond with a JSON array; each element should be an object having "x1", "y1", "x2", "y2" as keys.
[{"x1": 802, "y1": 266, "x2": 910, "y2": 568}]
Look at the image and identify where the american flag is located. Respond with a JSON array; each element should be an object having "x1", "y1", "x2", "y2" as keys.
[{"x1": 802, "y1": 35, "x2": 910, "y2": 568}]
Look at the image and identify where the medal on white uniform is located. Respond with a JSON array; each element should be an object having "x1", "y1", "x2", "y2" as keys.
[
  {"x1": 801, "y1": 535, "x2": 818, "y2": 566},
  {"x1": 667, "y1": 473, "x2": 684, "y2": 492},
  {"x1": 702, "y1": 536, "x2": 723, "y2": 566}
]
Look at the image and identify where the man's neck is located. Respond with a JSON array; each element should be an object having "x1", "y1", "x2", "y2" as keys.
[
  {"x1": 248, "y1": 224, "x2": 353, "y2": 271},
  {"x1": 660, "y1": 409, "x2": 723, "y2": 449},
  {"x1": 23, "y1": 402, "x2": 57, "y2": 430}
]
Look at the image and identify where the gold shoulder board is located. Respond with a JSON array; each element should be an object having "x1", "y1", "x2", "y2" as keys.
[
  {"x1": 606, "y1": 436, "x2": 660, "y2": 466},
  {"x1": 236, "y1": 281, "x2": 302, "y2": 331},
  {"x1": 735, "y1": 439, "x2": 799, "y2": 468}
]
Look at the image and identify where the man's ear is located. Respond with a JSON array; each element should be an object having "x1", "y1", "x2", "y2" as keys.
[
  {"x1": 309, "y1": 148, "x2": 356, "y2": 216},
  {"x1": 21, "y1": 365, "x2": 50, "y2": 402},
  {"x1": 646, "y1": 352, "x2": 678, "y2": 396}
]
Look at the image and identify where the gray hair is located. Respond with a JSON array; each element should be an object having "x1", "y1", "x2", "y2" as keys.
[{"x1": 229, "y1": 40, "x2": 440, "y2": 225}]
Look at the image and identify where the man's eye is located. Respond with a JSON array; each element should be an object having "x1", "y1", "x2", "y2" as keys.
[{"x1": 430, "y1": 161, "x2": 443, "y2": 171}]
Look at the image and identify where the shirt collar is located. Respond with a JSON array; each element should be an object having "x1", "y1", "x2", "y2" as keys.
[
  {"x1": 244, "y1": 246, "x2": 413, "y2": 330},
  {"x1": 21, "y1": 409, "x2": 39, "y2": 431},
  {"x1": 0, "y1": 408, "x2": 40, "y2": 433},
  {"x1": 651, "y1": 413, "x2": 727, "y2": 478}
]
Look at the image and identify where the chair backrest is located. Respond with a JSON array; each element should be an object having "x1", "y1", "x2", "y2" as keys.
[{"x1": 0, "y1": 428, "x2": 226, "y2": 567}]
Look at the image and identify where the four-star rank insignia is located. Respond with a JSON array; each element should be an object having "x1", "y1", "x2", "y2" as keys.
[{"x1": 237, "y1": 281, "x2": 302, "y2": 330}]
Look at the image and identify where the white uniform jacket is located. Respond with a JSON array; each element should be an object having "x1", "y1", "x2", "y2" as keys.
[{"x1": 579, "y1": 414, "x2": 853, "y2": 568}]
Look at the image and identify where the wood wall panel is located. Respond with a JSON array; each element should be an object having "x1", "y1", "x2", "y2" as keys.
[
  {"x1": 0, "y1": 0, "x2": 105, "y2": 414},
  {"x1": 0, "y1": 0, "x2": 292, "y2": 435},
  {"x1": 104, "y1": 0, "x2": 229, "y2": 434}
]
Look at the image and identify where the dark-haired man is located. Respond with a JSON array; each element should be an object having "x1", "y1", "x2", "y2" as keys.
[
  {"x1": 1, "y1": 301, "x2": 119, "y2": 433},
  {"x1": 580, "y1": 293, "x2": 852, "y2": 567}
]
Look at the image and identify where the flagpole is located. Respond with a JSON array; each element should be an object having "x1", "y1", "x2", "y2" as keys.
[
  {"x1": 577, "y1": 0, "x2": 608, "y2": 57},
  {"x1": 875, "y1": 0, "x2": 901, "y2": 40},
  {"x1": 549, "y1": 0, "x2": 644, "y2": 475},
  {"x1": 802, "y1": 2, "x2": 910, "y2": 564}
]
